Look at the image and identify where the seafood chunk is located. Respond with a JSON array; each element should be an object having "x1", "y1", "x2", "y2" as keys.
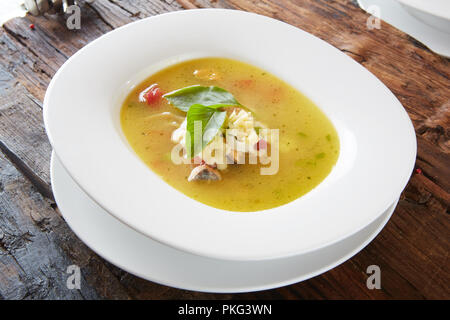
[{"x1": 188, "y1": 165, "x2": 222, "y2": 182}]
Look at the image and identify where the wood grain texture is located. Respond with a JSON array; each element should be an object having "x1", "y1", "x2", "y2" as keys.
[{"x1": 0, "y1": 0, "x2": 448, "y2": 299}]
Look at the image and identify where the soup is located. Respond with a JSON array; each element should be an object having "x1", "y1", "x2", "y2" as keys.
[{"x1": 121, "y1": 57, "x2": 339, "y2": 211}]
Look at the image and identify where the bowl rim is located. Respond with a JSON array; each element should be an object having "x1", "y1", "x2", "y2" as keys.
[{"x1": 44, "y1": 9, "x2": 417, "y2": 261}]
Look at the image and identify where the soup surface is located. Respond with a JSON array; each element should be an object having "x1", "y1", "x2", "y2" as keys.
[{"x1": 121, "y1": 57, "x2": 339, "y2": 211}]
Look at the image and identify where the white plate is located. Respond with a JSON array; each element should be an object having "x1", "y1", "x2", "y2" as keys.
[
  {"x1": 358, "y1": 0, "x2": 450, "y2": 57},
  {"x1": 44, "y1": 9, "x2": 416, "y2": 261},
  {"x1": 51, "y1": 152, "x2": 399, "y2": 293}
]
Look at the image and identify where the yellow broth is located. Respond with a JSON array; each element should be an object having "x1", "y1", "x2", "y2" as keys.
[{"x1": 121, "y1": 58, "x2": 339, "y2": 211}]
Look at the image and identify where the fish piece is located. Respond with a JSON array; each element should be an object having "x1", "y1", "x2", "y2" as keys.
[{"x1": 187, "y1": 164, "x2": 222, "y2": 182}]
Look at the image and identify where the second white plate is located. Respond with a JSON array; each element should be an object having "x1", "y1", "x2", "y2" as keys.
[{"x1": 51, "y1": 152, "x2": 399, "y2": 293}]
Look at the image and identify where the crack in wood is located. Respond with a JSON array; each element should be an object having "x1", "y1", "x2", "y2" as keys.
[
  {"x1": 0, "y1": 141, "x2": 54, "y2": 201},
  {"x1": 85, "y1": 2, "x2": 117, "y2": 30},
  {"x1": 0, "y1": 230, "x2": 34, "y2": 255},
  {"x1": 2, "y1": 25, "x2": 41, "y2": 60},
  {"x1": 107, "y1": 0, "x2": 136, "y2": 16},
  {"x1": 340, "y1": 48, "x2": 367, "y2": 63}
]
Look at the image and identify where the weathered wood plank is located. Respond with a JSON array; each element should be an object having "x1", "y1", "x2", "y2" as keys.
[
  {"x1": 352, "y1": 202, "x2": 449, "y2": 299},
  {"x1": 0, "y1": 30, "x2": 53, "y2": 103},
  {"x1": 87, "y1": 0, "x2": 139, "y2": 28},
  {"x1": 0, "y1": 150, "x2": 134, "y2": 299},
  {"x1": 108, "y1": 0, "x2": 183, "y2": 18},
  {"x1": 0, "y1": 0, "x2": 448, "y2": 299},
  {"x1": 0, "y1": 4, "x2": 112, "y2": 102},
  {"x1": 0, "y1": 64, "x2": 52, "y2": 189},
  {"x1": 0, "y1": 151, "x2": 88, "y2": 299}
]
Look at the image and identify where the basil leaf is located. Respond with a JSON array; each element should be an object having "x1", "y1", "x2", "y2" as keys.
[
  {"x1": 163, "y1": 85, "x2": 241, "y2": 112},
  {"x1": 186, "y1": 104, "x2": 227, "y2": 158}
]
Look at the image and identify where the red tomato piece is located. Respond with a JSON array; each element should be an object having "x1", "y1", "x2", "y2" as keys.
[
  {"x1": 255, "y1": 139, "x2": 267, "y2": 151},
  {"x1": 192, "y1": 156, "x2": 205, "y2": 165},
  {"x1": 140, "y1": 84, "x2": 162, "y2": 105},
  {"x1": 235, "y1": 79, "x2": 254, "y2": 89}
]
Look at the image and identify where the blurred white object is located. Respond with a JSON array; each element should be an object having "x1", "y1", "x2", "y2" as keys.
[
  {"x1": 0, "y1": 0, "x2": 27, "y2": 25},
  {"x1": 358, "y1": 0, "x2": 450, "y2": 58},
  {"x1": 396, "y1": 0, "x2": 450, "y2": 33},
  {"x1": 23, "y1": 0, "x2": 95, "y2": 15},
  {"x1": 24, "y1": 0, "x2": 61, "y2": 15}
]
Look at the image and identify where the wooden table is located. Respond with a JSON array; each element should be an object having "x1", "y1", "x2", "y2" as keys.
[{"x1": 0, "y1": 0, "x2": 448, "y2": 300}]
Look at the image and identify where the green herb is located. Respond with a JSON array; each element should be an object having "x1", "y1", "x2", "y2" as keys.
[
  {"x1": 272, "y1": 189, "x2": 282, "y2": 199},
  {"x1": 163, "y1": 85, "x2": 241, "y2": 112},
  {"x1": 315, "y1": 152, "x2": 326, "y2": 159},
  {"x1": 186, "y1": 104, "x2": 226, "y2": 158}
]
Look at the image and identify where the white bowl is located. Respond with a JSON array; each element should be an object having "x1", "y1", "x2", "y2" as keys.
[
  {"x1": 43, "y1": 9, "x2": 416, "y2": 261},
  {"x1": 396, "y1": 0, "x2": 450, "y2": 33}
]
